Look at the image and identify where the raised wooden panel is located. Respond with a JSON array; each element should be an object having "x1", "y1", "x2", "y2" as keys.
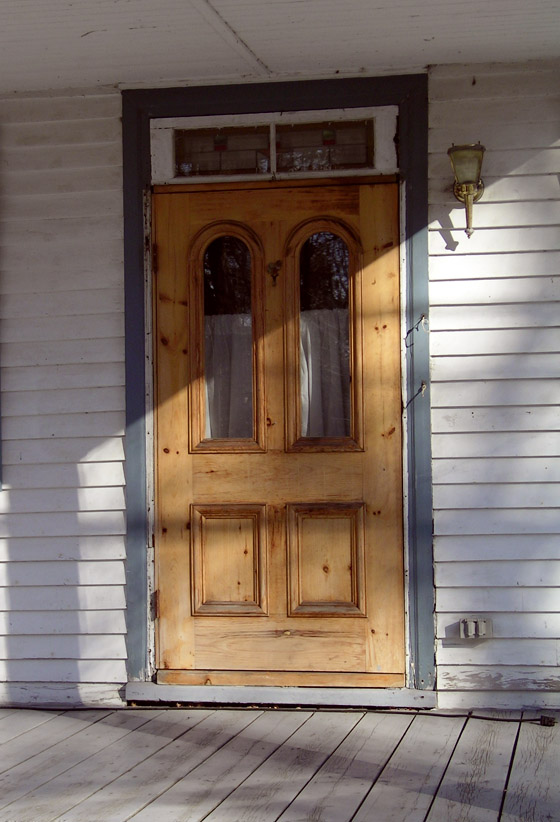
[
  {"x1": 191, "y1": 504, "x2": 267, "y2": 615},
  {"x1": 158, "y1": 669, "x2": 405, "y2": 687},
  {"x1": 288, "y1": 503, "x2": 366, "y2": 616}
]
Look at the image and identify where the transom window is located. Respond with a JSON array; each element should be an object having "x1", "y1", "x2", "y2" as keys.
[{"x1": 151, "y1": 106, "x2": 397, "y2": 184}]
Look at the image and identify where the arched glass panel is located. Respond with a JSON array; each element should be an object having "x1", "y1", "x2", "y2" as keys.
[
  {"x1": 299, "y1": 232, "x2": 351, "y2": 438},
  {"x1": 203, "y1": 236, "x2": 253, "y2": 439}
]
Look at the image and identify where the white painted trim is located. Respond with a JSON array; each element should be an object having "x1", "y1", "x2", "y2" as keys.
[
  {"x1": 151, "y1": 106, "x2": 397, "y2": 131},
  {"x1": 126, "y1": 682, "x2": 436, "y2": 709},
  {"x1": 143, "y1": 191, "x2": 157, "y2": 677},
  {"x1": 150, "y1": 106, "x2": 398, "y2": 184},
  {"x1": 399, "y1": 179, "x2": 413, "y2": 689}
]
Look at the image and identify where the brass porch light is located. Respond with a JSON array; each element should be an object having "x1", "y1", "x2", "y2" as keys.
[{"x1": 447, "y1": 143, "x2": 485, "y2": 238}]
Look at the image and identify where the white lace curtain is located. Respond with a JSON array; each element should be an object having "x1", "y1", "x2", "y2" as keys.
[{"x1": 204, "y1": 309, "x2": 350, "y2": 439}]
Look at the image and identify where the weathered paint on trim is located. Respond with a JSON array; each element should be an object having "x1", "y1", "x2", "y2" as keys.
[
  {"x1": 126, "y1": 681, "x2": 437, "y2": 708},
  {"x1": 122, "y1": 74, "x2": 434, "y2": 687}
]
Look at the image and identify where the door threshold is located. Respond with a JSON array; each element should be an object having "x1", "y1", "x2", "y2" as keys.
[{"x1": 126, "y1": 681, "x2": 436, "y2": 709}]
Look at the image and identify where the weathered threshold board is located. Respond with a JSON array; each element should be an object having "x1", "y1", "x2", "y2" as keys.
[{"x1": 0, "y1": 708, "x2": 557, "y2": 821}]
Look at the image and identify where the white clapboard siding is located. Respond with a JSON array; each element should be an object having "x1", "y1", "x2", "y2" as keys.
[
  {"x1": 431, "y1": 302, "x2": 559, "y2": 330},
  {"x1": 0, "y1": 536, "x2": 126, "y2": 562},
  {"x1": 430, "y1": 277, "x2": 559, "y2": 305},
  {"x1": 429, "y1": 250, "x2": 560, "y2": 279},
  {"x1": 431, "y1": 327, "x2": 558, "y2": 356},
  {"x1": 1, "y1": 115, "x2": 121, "y2": 145},
  {"x1": 435, "y1": 561, "x2": 560, "y2": 588},
  {"x1": 432, "y1": 380, "x2": 558, "y2": 407},
  {"x1": 432, "y1": 354, "x2": 559, "y2": 381},
  {"x1": 432, "y1": 432, "x2": 559, "y2": 459},
  {"x1": 429, "y1": 62, "x2": 560, "y2": 704},
  {"x1": 434, "y1": 534, "x2": 560, "y2": 562},
  {"x1": 429, "y1": 64, "x2": 560, "y2": 101},
  {"x1": 2, "y1": 165, "x2": 122, "y2": 197},
  {"x1": 0, "y1": 586, "x2": 127, "y2": 611},
  {"x1": 1, "y1": 387, "x2": 124, "y2": 417},
  {"x1": 435, "y1": 509, "x2": 559, "y2": 536},
  {"x1": 0, "y1": 487, "x2": 126, "y2": 514},
  {"x1": 0, "y1": 314, "x2": 124, "y2": 344},
  {"x1": 2, "y1": 142, "x2": 123, "y2": 173},
  {"x1": 0, "y1": 88, "x2": 126, "y2": 691},
  {"x1": 1, "y1": 338, "x2": 124, "y2": 367},
  {"x1": 437, "y1": 667, "x2": 560, "y2": 692},
  {"x1": 2, "y1": 437, "x2": 125, "y2": 465},
  {"x1": 436, "y1": 587, "x2": 560, "y2": 613},
  {"x1": 433, "y1": 457, "x2": 560, "y2": 484},
  {"x1": 430, "y1": 120, "x2": 560, "y2": 153},
  {"x1": 0, "y1": 609, "x2": 127, "y2": 635},
  {"x1": 434, "y1": 483, "x2": 559, "y2": 509},
  {"x1": 0, "y1": 561, "x2": 126, "y2": 587},
  {"x1": 432, "y1": 407, "x2": 560, "y2": 433},
  {"x1": 437, "y1": 639, "x2": 559, "y2": 667},
  {"x1": 2, "y1": 412, "x2": 125, "y2": 440},
  {"x1": 0, "y1": 634, "x2": 127, "y2": 660},
  {"x1": 0, "y1": 511, "x2": 126, "y2": 538},
  {"x1": 0, "y1": 289, "x2": 124, "y2": 319},
  {"x1": 1, "y1": 363, "x2": 124, "y2": 392},
  {"x1": 2, "y1": 463, "x2": 126, "y2": 490}
]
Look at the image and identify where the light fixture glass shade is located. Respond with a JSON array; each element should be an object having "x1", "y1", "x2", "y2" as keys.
[{"x1": 447, "y1": 143, "x2": 485, "y2": 185}]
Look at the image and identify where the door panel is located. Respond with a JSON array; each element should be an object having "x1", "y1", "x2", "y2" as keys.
[{"x1": 154, "y1": 181, "x2": 404, "y2": 686}]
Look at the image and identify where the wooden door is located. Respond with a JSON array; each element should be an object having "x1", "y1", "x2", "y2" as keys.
[{"x1": 153, "y1": 180, "x2": 404, "y2": 687}]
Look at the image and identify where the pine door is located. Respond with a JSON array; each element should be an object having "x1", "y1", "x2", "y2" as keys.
[{"x1": 153, "y1": 180, "x2": 405, "y2": 687}]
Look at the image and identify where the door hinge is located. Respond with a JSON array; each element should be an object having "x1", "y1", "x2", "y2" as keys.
[{"x1": 150, "y1": 589, "x2": 160, "y2": 620}]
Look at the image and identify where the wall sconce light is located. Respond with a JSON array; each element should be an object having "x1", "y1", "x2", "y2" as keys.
[{"x1": 447, "y1": 143, "x2": 485, "y2": 238}]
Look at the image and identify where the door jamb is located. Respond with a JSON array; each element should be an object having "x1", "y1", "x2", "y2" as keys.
[{"x1": 122, "y1": 74, "x2": 434, "y2": 692}]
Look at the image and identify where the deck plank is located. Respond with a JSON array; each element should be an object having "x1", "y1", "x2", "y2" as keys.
[
  {"x1": 426, "y1": 713, "x2": 519, "y2": 821},
  {"x1": 501, "y1": 712, "x2": 560, "y2": 822},
  {"x1": 130, "y1": 710, "x2": 312, "y2": 822},
  {"x1": 0, "y1": 709, "x2": 111, "y2": 774},
  {"x1": 352, "y1": 714, "x2": 466, "y2": 821},
  {"x1": 0, "y1": 710, "x2": 164, "y2": 816},
  {"x1": 277, "y1": 711, "x2": 414, "y2": 822},
  {"x1": 0, "y1": 708, "x2": 63, "y2": 744},
  {"x1": 58, "y1": 709, "x2": 263, "y2": 822},
  {"x1": 0, "y1": 707, "x2": 556, "y2": 822},
  {"x1": 202, "y1": 710, "x2": 362, "y2": 822},
  {"x1": 0, "y1": 709, "x2": 212, "y2": 822}
]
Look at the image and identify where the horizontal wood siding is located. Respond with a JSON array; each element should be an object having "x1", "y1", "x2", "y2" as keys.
[
  {"x1": 429, "y1": 61, "x2": 560, "y2": 707},
  {"x1": 0, "y1": 89, "x2": 126, "y2": 691}
]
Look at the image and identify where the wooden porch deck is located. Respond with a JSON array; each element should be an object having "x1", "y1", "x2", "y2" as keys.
[{"x1": 0, "y1": 707, "x2": 558, "y2": 821}]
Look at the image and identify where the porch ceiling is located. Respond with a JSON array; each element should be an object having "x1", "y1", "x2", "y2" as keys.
[{"x1": 2, "y1": 0, "x2": 560, "y2": 94}]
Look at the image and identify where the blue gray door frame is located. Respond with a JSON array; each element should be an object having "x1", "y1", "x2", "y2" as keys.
[{"x1": 122, "y1": 74, "x2": 434, "y2": 690}]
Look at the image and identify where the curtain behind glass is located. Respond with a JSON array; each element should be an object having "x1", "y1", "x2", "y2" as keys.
[
  {"x1": 300, "y1": 308, "x2": 350, "y2": 437},
  {"x1": 205, "y1": 313, "x2": 252, "y2": 438},
  {"x1": 204, "y1": 236, "x2": 253, "y2": 439}
]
